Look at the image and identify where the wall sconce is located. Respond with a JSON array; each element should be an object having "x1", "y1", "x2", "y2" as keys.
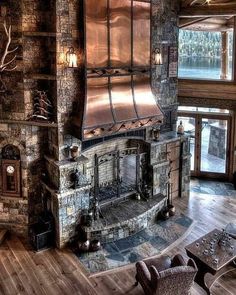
[
  {"x1": 66, "y1": 47, "x2": 78, "y2": 68},
  {"x1": 153, "y1": 48, "x2": 163, "y2": 66}
]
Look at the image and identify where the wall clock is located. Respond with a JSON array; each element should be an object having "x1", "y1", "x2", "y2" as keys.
[
  {"x1": 2, "y1": 159, "x2": 21, "y2": 197},
  {"x1": 6, "y1": 165, "x2": 15, "y2": 174}
]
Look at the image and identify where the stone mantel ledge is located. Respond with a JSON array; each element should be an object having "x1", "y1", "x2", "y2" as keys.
[
  {"x1": 148, "y1": 131, "x2": 190, "y2": 146},
  {"x1": 42, "y1": 181, "x2": 91, "y2": 199},
  {"x1": 44, "y1": 154, "x2": 88, "y2": 168}
]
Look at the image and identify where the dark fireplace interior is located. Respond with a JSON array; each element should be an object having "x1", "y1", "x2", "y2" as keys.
[
  {"x1": 93, "y1": 146, "x2": 148, "y2": 207},
  {"x1": 120, "y1": 154, "x2": 137, "y2": 190}
]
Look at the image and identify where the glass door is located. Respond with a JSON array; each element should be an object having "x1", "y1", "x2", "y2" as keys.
[
  {"x1": 177, "y1": 111, "x2": 231, "y2": 178},
  {"x1": 200, "y1": 117, "x2": 229, "y2": 176}
]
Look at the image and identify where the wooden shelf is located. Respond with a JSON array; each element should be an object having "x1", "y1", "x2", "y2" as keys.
[
  {"x1": 0, "y1": 119, "x2": 58, "y2": 128},
  {"x1": 23, "y1": 32, "x2": 56, "y2": 38},
  {"x1": 24, "y1": 73, "x2": 57, "y2": 81}
]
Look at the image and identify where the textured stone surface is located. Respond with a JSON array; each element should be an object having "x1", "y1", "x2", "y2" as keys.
[
  {"x1": 152, "y1": 0, "x2": 179, "y2": 131},
  {"x1": 50, "y1": 133, "x2": 190, "y2": 248},
  {"x1": 208, "y1": 123, "x2": 226, "y2": 159},
  {"x1": 0, "y1": 0, "x2": 190, "y2": 245},
  {"x1": 0, "y1": 0, "x2": 54, "y2": 233},
  {"x1": 75, "y1": 213, "x2": 194, "y2": 274},
  {"x1": 82, "y1": 195, "x2": 166, "y2": 244}
]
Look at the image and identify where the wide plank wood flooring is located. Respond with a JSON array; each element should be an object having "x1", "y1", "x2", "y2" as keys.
[{"x1": 0, "y1": 186, "x2": 236, "y2": 295}]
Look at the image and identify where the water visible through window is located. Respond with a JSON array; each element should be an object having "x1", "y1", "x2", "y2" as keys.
[{"x1": 178, "y1": 30, "x2": 233, "y2": 80}]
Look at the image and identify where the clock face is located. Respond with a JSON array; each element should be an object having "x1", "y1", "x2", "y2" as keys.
[{"x1": 6, "y1": 165, "x2": 15, "y2": 174}]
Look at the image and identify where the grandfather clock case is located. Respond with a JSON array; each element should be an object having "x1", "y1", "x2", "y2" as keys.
[{"x1": 1, "y1": 145, "x2": 21, "y2": 197}]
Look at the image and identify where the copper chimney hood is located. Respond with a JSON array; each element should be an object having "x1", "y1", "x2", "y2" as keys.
[{"x1": 73, "y1": 0, "x2": 163, "y2": 140}]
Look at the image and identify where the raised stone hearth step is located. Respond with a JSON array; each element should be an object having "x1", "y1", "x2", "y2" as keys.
[
  {"x1": 0, "y1": 229, "x2": 8, "y2": 245},
  {"x1": 82, "y1": 194, "x2": 166, "y2": 244}
]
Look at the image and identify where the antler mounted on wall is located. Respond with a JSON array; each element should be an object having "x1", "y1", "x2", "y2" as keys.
[{"x1": 0, "y1": 21, "x2": 18, "y2": 93}]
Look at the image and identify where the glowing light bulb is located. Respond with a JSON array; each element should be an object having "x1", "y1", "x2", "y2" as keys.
[
  {"x1": 66, "y1": 47, "x2": 78, "y2": 68},
  {"x1": 154, "y1": 49, "x2": 163, "y2": 65}
]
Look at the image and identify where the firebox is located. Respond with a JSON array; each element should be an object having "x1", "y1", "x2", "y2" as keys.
[{"x1": 93, "y1": 146, "x2": 148, "y2": 207}]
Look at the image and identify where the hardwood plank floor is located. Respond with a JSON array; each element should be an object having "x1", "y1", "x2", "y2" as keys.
[{"x1": 0, "y1": 186, "x2": 236, "y2": 295}]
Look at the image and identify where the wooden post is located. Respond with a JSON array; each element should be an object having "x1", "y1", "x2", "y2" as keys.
[
  {"x1": 233, "y1": 16, "x2": 236, "y2": 82},
  {"x1": 220, "y1": 31, "x2": 228, "y2": 80}
]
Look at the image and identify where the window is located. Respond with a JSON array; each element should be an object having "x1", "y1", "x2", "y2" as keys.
[
  {"x1": 178, "y1": 106, "x2": 229, "y2": 113},
  {"x1": 178, "y1": 29, "x2": 234, "y2": 80}
]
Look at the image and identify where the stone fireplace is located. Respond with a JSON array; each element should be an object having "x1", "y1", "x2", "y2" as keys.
[
  {"x1": 0, "y1": 0, "x2": 191, "y2": 249},
  {"x1": 43, "y1": 134, "x2": 190, "y2": 248}
]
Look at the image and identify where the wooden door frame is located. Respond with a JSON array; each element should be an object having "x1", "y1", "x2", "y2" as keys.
[{"x1": 178, "y1": 111, "x2": 232, "y2": 179}]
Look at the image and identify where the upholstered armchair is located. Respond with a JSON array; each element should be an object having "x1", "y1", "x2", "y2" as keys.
[{"x1": 135, "y1": 254, "x2": 197, "y2": 295}]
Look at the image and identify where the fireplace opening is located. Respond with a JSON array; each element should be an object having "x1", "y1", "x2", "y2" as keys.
[
  {"x1": 93, "y1": 146, "x2": 148, "y2": 208},
  {"x1": 120, "y1": 154, "x2": 137, "y2": 191},
  {"x1": 97, "y1": 154, "x2": 137, "y2": 204}
]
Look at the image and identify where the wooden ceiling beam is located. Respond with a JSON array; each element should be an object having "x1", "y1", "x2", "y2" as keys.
[
  {"x1": 179, "y1": 4, "x2": 236, "y2": 17},
  {"x1": 181, "y1": 23, "x2": 231, "y2": 31},
  {"x1": 179, "y1": 16, "x2": 233, "y2": 30},
  {"x1": 179, "y1": 17, "x2": 209, "y2": 28},
  {"x1": 178, "y1": 79, "x2": 236, "y2": 101}
]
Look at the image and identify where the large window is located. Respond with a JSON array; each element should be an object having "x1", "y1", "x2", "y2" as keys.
[{"x1": 178, "y1": 29, "x2": 233, "y2": 80}]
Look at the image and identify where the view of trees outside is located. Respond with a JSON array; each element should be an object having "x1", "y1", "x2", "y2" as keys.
[{"x1": 178, "y1": 29, "x2": 233, "y2": 80}]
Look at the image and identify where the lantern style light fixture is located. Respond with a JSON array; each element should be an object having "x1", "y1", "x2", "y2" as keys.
[
  {"x1": 153, "y1": 48, "x2": 163, "y2": 66},
  {"x1": 66, "y1": 47, "x2": 78, "y2": 68}
]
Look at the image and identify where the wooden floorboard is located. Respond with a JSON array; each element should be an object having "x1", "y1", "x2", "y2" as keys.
[
  {"x1": 0, "y1": 230, "x2": 7, "y2": 245},
  {"x1": 0, "y1": 189, "x2": 236, "y2": 295}
]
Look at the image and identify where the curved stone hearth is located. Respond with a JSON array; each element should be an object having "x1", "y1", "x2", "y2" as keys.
[
  {"x1": 76, "y1": 212, "x2": 194, "y2": 275},
  {"x1": 81, "y1": 194, "x2": 166, "y2": 244}
]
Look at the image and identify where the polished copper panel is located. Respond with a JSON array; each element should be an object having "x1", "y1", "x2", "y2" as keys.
[
  {"x1": 133, "y1": 1, "x2": 150, "y2": 66},
  {"x1": 81, "y1": 0, "x2": 163, "y2": 140},
  {"x1": 111, "y1": 76, "x2": 137, "y2": 122},
  {"x1": 86, "y1": 0, "x2": 108, "y2": 68},
  {"x1": 84, "y1": 78, "x2": 114, "y2": 128},
  {"x1": 133, "y1": 75, "x2": 163, "y2": 118},
  {"x1": 110, "y1": 0, "x2": 131, "y2": 67}
]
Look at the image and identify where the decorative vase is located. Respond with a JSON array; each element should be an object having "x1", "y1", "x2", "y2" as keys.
[
  {"x1": 152, "y1": 128, "x2": 160, "y2": 141},
  {"x1": 70, "y1": 145, "x2": 79, "y2": 161},
  {"x1": 167, "y1": 204, "x2": 176, "y2": 216},
  {"x1": 81, "y1": 211, "x2": 93, "y2": 226},
  {"x1": 135, "y1": 192, "x2": 141, "y2": 200},
  {"x1": 162, "y1": 209, "x2": 169, "y2": 220},
  {"x1": 177, "y1": 121, "x2": 184, "y2": 135},
  {"x1": 77, "y1": 240, "x2": 90, "y2": 252},
  {"x1": 90, "y1": 240, "x2": 101, "y2": 252}
]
